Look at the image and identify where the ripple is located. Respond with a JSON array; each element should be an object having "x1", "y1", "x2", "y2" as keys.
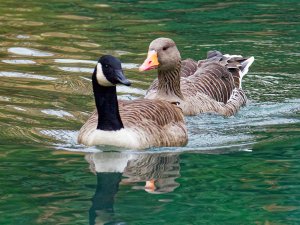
[
  {"x1": 56, "y1": 15, "x2": 94, "y2": 21},
  {"x1": 114, "y1": 50, "x2": 132, "y2": 56},
  {"x1": 74, "y1": 42, "x2": 100, "y2": 48},
  {"x1": 51, "y1": 46, "x2": 85, "y2": 53},
  {"x1": 2, "y1": 59, "x2": 36, "y2": 64},
  {"x1": 19, "y1": 21, "x2": 44, "y2": 26},
  {"x1": 41, "y1": 32, "x2": 85, "y2": 39},
  {"x1": 118, "y1": 94, "x2": 140, "y2": 100},
  {"x1": 40, "y1": 129, "x2": 78, "y2": 144},
  {"x1": 122, "y1": 63, "x2": 139, "y2": 69},
  {"x1": 54, "y1": 59, "x2": 138, "y2": 69},
  {"x1": 0, "y1": 72, "x2": 56, "y2": 80},
  {"x1": 16, "y1": 35, "x2": 30, "y2": 39},
  {"x1": 117, "y1": 86, "x2": 146, "y2": 95},
  {"x1": 57, "y1": 67, "x2": 93, "y2": 73},
  {"x1": 0, "y1": 96, "x2": 11, "y2": 102},
  {"x1": 8, "y1": 47, "x2": 54, "y2": 57},
  {"x1": 54, "y1": 59, "x2": 96, "y2": 64},
  {"x1": 13, "y1": 106, "x2": 26, "y2": 111},
  {"x1": 36, "y1": 101, "x2": 300, "y2": 154},
  {"x1": 94, "y1": 4, "x2": 111, "y2": 8},
  {"x1": 263, "y1": 204, "x2": 298, "y2": 212},
  {"x1": 40, "y1": 129, "x2": 100, "y2": 152},
  {"x1": 41, "y1": 109, "x2": 74, "y2": 118},
  {"x1": 240, "y1": 101, "x2": 300, "y2": 119}
]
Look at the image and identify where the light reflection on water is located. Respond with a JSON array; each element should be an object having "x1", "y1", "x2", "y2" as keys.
[
  {"x1": 0, "y1": 71, "x2": 57, "y2": 80},
  {"x1": 8, "y1": 47, "x2": 54, "y2": 57}
]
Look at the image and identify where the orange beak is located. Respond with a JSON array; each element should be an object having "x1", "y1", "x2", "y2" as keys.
[
  {"x1": 139, "y1": 50, "x2": 159, "y2": 72},
  {"x1": 145, "y1": 179, "x2": 156, "y2": 192}
]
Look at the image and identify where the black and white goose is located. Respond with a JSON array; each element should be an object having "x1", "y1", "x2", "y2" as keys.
[
  {"x1": 139, "y1": 37, "x2": 254, "y2": 116},
  {"x1": 77, "y1": 55, "x2": 187, "y2": 149}
]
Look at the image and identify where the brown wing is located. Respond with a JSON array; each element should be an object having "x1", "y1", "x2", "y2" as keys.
[
  {"x1": 188, "y1": 62, "x2": 235, "y2": 103},
  {"x1": 200, "y1": 50, "x2": 252, "y2": 88},
  {"x1": 121, "y1": 99, "x2": 187, "y2": 147},
  {"x1": 120, "y1": 99, "x2": 184, "y2": 127},
  {"x1": 78, "y1": 99, "x2": 187, "y2": 147},
  {"x1": 180, "y1": 58, "x2": 198, "y2": 77}
]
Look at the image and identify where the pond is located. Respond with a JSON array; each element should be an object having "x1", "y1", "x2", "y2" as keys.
[{"x1": 0, "y1": 0, "x2": 299, "y2": 224}]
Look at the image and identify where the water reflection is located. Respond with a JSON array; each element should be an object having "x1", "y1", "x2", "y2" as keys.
[
  {"x1": 86, "y1": 151, "x2": 180, "y2": 224},
  {"x1": 8, "y1": 47, "x2": 54, "y2": 57},
  {"x1": 2, "y1": 59, "x2": 36, "y2": 64},
  {"x1": 0, "y1": 71, "x2": 57, "y2": 80}
]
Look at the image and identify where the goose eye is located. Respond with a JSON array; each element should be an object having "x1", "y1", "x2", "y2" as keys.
[
  {"x1": 104, "y1": 64, "x2": 109, "y2": 68},
  {"x1": 162, "y1": 46, "x2": 168, "y2": 51}
]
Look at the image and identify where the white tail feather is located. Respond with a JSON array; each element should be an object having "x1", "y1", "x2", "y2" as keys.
[
  {"x1": 240, "y1": 56, "x2": 255, "y2": 78},
  {"x1": 239, "y1": 56, "x2": 255, "y2": 88}
]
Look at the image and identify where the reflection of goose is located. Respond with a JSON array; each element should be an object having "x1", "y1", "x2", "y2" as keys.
[
  {"x1": 86, "y1": 151, "x2": 181, "y2": 224},
  {"x1": 78, "y1": 55, "x2": 188, "y2": 149},
  {"x1": 86, "y1": 152, "x2": 133, "y2": 225},
  {"x1": 123, "y1": 153, "x2": 180, "y2": 194},
  {"x1": 86, "y1": 151, "x2": 181, "y2": 193},
  {"x1": 89, "y1": 172, "x2": 121, "y2": 225},
  {"x1": 139, "y1": 38, "x2": 254, "y2": 116}
]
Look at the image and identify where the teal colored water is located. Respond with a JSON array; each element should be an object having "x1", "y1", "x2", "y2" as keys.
[{"x1": 0, "y1": 0, "x2": 299, "y2": 224}]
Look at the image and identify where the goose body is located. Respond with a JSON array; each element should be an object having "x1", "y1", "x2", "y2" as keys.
[
  {"x1": 78, "y1": 55, "x2": 187, "y2": 149},
  {"x1": 139, "y1": 38, "x2": 254, "y2": 116}
]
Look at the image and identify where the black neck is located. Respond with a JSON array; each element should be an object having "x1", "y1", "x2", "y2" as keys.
[{"x1": 92, "y1": 73, "x2": 124, "y2": 131}]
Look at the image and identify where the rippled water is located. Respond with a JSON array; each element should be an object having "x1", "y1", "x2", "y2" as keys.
[{"x1": 0, "y1": 0, "x2": 299, "y2": 224}]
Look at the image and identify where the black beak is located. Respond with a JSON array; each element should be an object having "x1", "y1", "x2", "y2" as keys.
[{"x1": 115, "y1": 69, "x2": 131, "y2": 86}]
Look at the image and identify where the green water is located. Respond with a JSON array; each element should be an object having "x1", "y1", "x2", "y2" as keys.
[{"x1": 0, "y1": 0, "x2": 299, "y2": 224}]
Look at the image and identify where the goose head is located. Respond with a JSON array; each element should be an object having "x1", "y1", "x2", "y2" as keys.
[
  {"x1": 139, "y1": 38, "x2": 181, "y2": 72},
  {"x1": 94, "y1": 55, "x2": 131, "y2": 87}
]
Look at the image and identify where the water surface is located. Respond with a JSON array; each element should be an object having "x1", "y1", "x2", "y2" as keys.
[{"x1": 0, "y1": 0, "x2": 299, "y2": 224}]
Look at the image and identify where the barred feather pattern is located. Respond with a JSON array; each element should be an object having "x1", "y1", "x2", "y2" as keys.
[
  {"x1": 145, "y1": 57, "x2": 248, "y2": 116},
  {"x1": 157, "y1": 61, "x2": 184, "y2": 100},
  {"x1": 124, "y1": 153, "x2": 180, "y2": 181},
  {"x1": 180, "y1": 58, "x2": 198, "y2": 77},
  {"x1": 77, "y1": 99, "x2": 188, "y2": 149},
  {"x1": 145, "y1": 58, "x2": 198, "y2": 93},
  {"x1": 123, "y1": 153, "x2": 180, "y2": 193},
  {"x1": 199, "y1": 52, "x2": 251, "y2": 88}
]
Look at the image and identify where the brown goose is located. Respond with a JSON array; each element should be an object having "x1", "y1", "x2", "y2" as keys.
[
  {"x1": 139, "y1": 38, "x2": 254, "y2": 116},
  {"x1": 78, "y1": 55, "x2": 187, "y2": 149}
]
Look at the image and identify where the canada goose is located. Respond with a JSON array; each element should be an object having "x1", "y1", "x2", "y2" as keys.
[
  {"x1": 78, "y1": 55, "x2": 187, "y2": 149},
  {"x1": 139, "y1": 37, "x2": 255, "y2": 116}
]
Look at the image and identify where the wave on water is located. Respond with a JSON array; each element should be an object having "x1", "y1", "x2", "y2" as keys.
[
  {"x1": 38, "y1": 99, "x2": 300, "y2": 154},
  {"x1": 8, "y1": 47, "x2": 54, "y2": 57},
  {"x1": 0, "y1": 71, "x2": 57, "y2": 80}
]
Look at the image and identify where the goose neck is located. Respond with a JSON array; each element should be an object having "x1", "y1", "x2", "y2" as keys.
[
  {"x1": 93, "y1": 76, "x2": 124, "y2": 131},
  {"x1": 157, "y1": 61, "x2": 183, "y2": 100}
]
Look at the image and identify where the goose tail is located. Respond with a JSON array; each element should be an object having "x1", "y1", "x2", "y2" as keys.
[
  {"x1": 221, "y1": 54, "x2": 255, "y2": 88},
  {"x1": 238, "y1": 56, "x2": 255, "y2": 88},
  {"x1": 203, "y1": 51, "x2": 255, "y2": 88},
  {"x1": 240, "y1": 56, "x2": 255, "y2": 79}
]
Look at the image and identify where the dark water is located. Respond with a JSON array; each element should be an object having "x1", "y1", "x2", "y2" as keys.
[{"x1": 0, "y1": 0, "x2": 299, "y2": 224}]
